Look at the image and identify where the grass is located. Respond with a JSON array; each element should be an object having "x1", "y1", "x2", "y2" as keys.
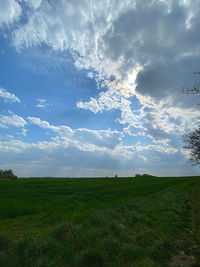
[{"x1": 0, "y1": 176, "x2": 199, "y2": 266}]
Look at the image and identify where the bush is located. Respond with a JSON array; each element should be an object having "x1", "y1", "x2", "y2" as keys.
[{"x1": 0, "y1": 169, "x2": 17, "y2": 180}]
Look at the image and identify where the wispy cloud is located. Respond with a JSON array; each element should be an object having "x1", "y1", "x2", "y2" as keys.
[
  {"x1": 0, "y1": 0, "x2": 21, "y2": 28},
  {"x1": 0, "y1": 87, "x2": 20, "y2": 103},
  {"x1": 21, "y1": 128, "x2": 27, "y2": 137},
  {"x1": 36, "y1": 98, "x2": 49, "y2": 108}
]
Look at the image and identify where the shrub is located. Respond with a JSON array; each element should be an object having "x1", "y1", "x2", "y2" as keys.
[{"x1": 0, "y1": 169, "x2": 17, "y2": 180}]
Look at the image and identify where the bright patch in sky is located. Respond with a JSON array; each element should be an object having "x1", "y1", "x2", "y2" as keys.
[{"x1": 0, "y1": 0, "x2": 200, "y2": 177}]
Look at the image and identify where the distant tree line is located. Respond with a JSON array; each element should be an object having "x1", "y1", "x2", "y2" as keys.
[
  {"x1": 0, "y1": 169, "x2": 17, "y2": 180},
  {"x1": 135, "y1": 174, "x2": 155, "y2": 178},
  {"x1": 105, "y1": 174, "x2": 156, "y2": 178}
]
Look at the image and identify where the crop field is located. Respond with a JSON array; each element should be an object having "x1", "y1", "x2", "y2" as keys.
[{"x1": 0, "y1": 176, "x2": 200, "y2": 266}]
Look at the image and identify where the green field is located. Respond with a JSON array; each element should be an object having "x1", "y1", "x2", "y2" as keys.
[{"x1": 0, "y1": 176, "x2": 199, "y2": 266}]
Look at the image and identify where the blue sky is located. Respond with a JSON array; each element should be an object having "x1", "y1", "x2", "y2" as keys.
[{"x1": 0, "y1": 0, "x2": 200, "y2": 177}]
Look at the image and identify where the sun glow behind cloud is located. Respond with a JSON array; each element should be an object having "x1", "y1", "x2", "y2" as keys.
[{"x1": 122, "y1": 65, "x2": 143, "y2": 97}]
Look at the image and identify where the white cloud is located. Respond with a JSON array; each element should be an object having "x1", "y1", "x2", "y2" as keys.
[
  {"x1": 9, "y1": 0, "x2": 200, "y2": 111},
  {"x1": 74, "y1": 128, "x2": 123, "y2": 150},
  {"x1": 26, "y1": 116, "x2": 184, "y2": 166},
  {"x1": 0, "y1": 138, "x2": 32, "y2": 153},
  {"x1": 23, "y1": 0, "x2": 42, "y2": 10},
  {"x1": 0, "y1": 87, "x2": 20, "y2": 103},
  {"x1": 27, "y1": 116, "x2": 73, "y2": 137},
  {"x1": 27, "y1": 116, "x2": 51, "y2": 128},
  {"x1": 0, "y1": 0, "x2": 22, "y2": 28},
  {"x1": 36, "y1": 98, "x2": 49, "y2": 108},
  {"x1": 77, "y1": 90, "x2": 122, "y2": 113},
  {"x1": 6, "y1": 0, "x2": 200, "y2": 97},
  {"x1": 21, "y1": 128, "x2": 27, "y2": 136},
  {"x1": 12, "y1": 0, "x2": 133, "y2": 79},
  {"x1": 27, "y1": 116, "x2": 123, "y2": 150},
  {"x1": 0, "y1": 113, "x2": 26, "y2": 128},
  {"x1": 77, "y1": 85, "x2": 199, "y2": 146},
  {"x1": 0, "y1": 132, "x2": 198, "y2": 177}
]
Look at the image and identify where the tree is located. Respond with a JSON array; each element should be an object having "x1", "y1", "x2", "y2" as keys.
[
  {"x1": 0, "y1": 169, "x2": 17, "y2": 179},
  {"x1": 183, "y1": 127, "x2": 200, "y2": 165},
  {"x1": 183, "y1": 72, "x2": 200, "y2": 165},
  {"x1": 184, "y1": 72, "x2": 200, "y2": 95}
]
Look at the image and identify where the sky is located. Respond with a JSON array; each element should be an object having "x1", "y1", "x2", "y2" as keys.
[{"x1": 0, "y1": 0, "x2": 200, "y2": 177}]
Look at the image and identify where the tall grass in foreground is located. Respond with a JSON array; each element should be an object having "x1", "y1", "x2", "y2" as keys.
[{"x1": 0, "y1": 177, "x2": 199, "y2": 266}]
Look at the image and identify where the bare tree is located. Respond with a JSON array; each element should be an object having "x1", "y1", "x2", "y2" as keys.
[
  {"x1": 184, "y1": 72, "x2": 200, "y2": 95},
  {"x1": 183, "y1": 72, "x2": 200, "y2": 165},
  {"x1": 183, "y1": 128, "x2": 200, "y2": 165}
]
